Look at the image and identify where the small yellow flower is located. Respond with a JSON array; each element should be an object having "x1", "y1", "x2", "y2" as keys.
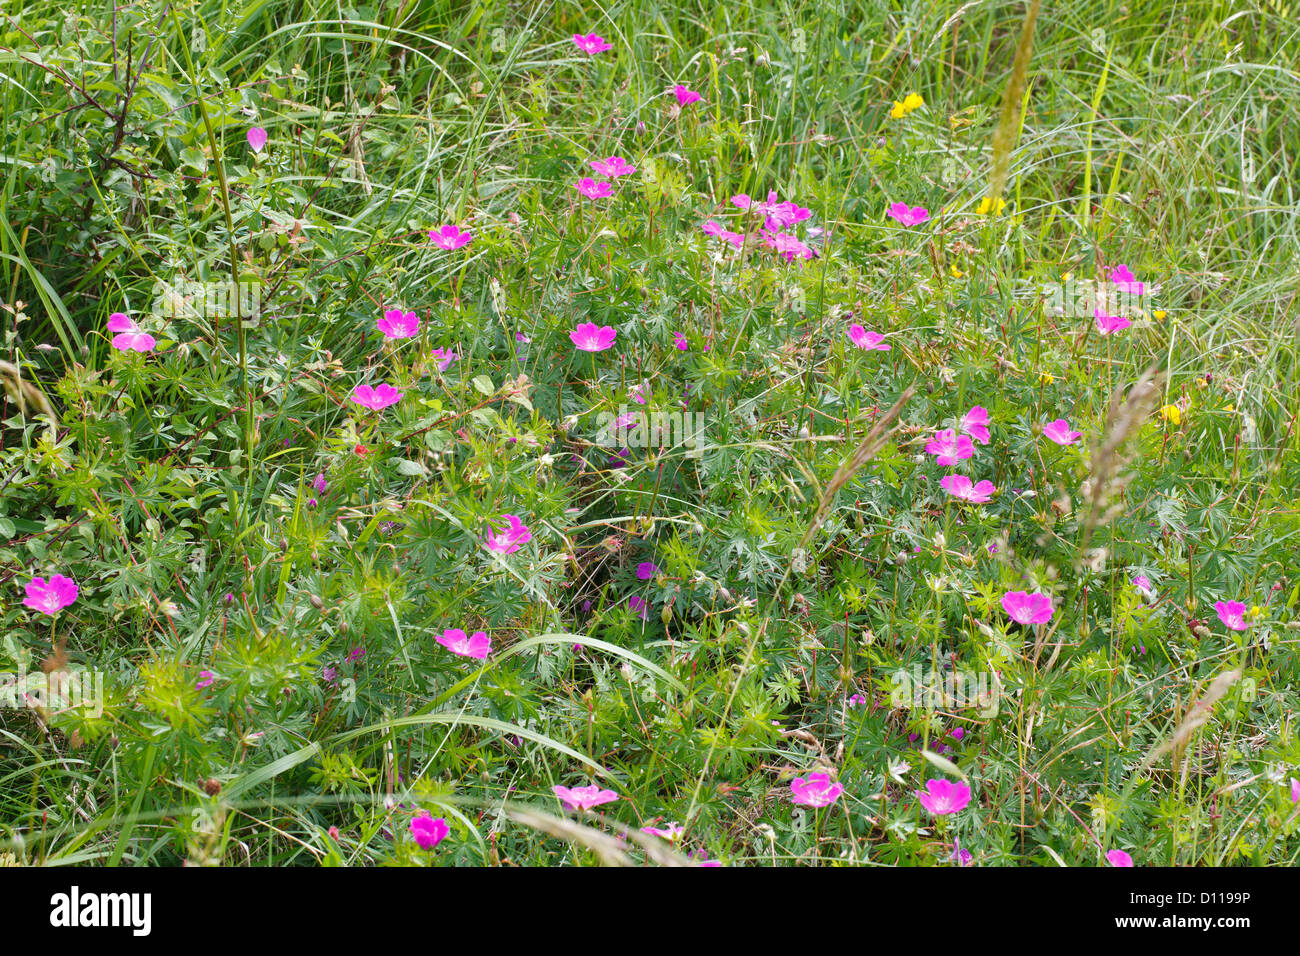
[
  {"x1": 1249, "y1": 605, "x2": 1264, "y2": 619},
  {"x1": 1039, "y1": 371, "x2": 1055, "y2": 385},
  {"x1": 902, "y1": 93, "x2": 923, "y2": 112},
  {"x1": 950, "y1": 264, "x2": 965, "y2": 278},
  {"x1": 1153, "y1": 309, "x2": 1167, "y2": 320},
  {"x1": 1159, "y1": 404, "x2": 1181, "y2": 425},
  {"x1": 890, "y1": 100, "x2": 906, "y2": 119},
  {"x1": 976, "y1": 196, "x2": 1007, "y2": 216}
]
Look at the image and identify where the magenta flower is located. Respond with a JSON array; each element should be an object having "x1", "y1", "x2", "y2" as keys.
[
  {"x1": 762, "y1": 229, "x2": 814, "y2": 261},
  {"x1": 886, "y1": 202, "x2": 930, "y2": 226},
  {"x1": 951, "y1": 841, "x2": 974, "y2": 866},
  {"x1": 431, "y1": 347, "x2": 459, "y2": 372},
  {"x1": 636, "y1": 561, "x2": 659, "y2": 580},
  {"x1": 553, "y1": 784, "x2": 619, "y2": 810},
  {"x1": 410, "y1": 813, "x2": 450, "y2": 849},
  {"x1": 196, "y1": 670, "x2": 215, "y2": 689},
  {"x1": 247, "y1": 127, "x2": 267, "y2": 153},
  {"x1": 950, "y1": 727, "x2": 965, "y2": 741},
  {"x1": 627, "y1": 595, "x2": 648, "y2": 619},
  {"x1": 1094, "y1": 308, "x2": 1131, "y2": 335},
  {"x1": 572, "y1": 33, "x2": 612, "y2": 55},
  {"x1": 1214, "y1": 600, "x2": 1248, "y2": 631},
  {"x1": 847, "y1": 325, "x2": 890, "y2": 351},
  {"x1": 1042, "y1": 418, "x2": 1082, "y2": 445},
  {"x1": 351, "y1": 383, "x2": 403, "y2": 411},
  {"x1": 1290, "y1": 778, "x2": 1300, "y2": 803},
  {"x1": 1132, "y1": 575, "x2": 1156, "y2": 600},
  {"x1": 589, "y1": 156, "x2": 636, "y2": 177},
  {"x1": 570, "y1": 322, "x2": 617, "y2": 352},
  {"x1": 848, "y1": 693, "x2": 867, "y2": 707},
  {"x1": 940, "y1": 474, "x2": 995, "y2": 503},
  {"x1": 1105, "y1": 849, "x2": 1133, "y2": 867},
  {"x1": 1001, "y1": 590, "x2": 1054, "y2": 625},
  {"x1": 378, "y1": 309, "x2": 419, "y2": 339},
  {"x1": 428, "y1": 224, "x2": 472, "y2": 250},
  {"x1": 312, "y1": 472, "x2": 328, "y2": 494},
  {"x1": 916, "y1": 778, "x2": 971, "y2": 815},
  {"x1": 673, "y1": 85, "x2": 702, "y2": 105},
  {"x1": 674, "y1": 332, "x2": 689, "y2": 351},
  {"x1": 960, "y1": 406, "x2": 990, "y2": 444},
  {"x1": 574, "y1": 177, "x2": 613, "y2": 200},
  {"x1": 437, "y1": 628, "x2": 492, "y2": 659},
  {"x1": 1107, "y1": 264, "x2": 1145, "y2": 295},
  {"x1": 925, "y1": 429, "x2": 975, "y2": 466},
  {"x1": 764, "y1": 201, "x2": 812, "y2": 230},
  {"x1": 641, "y1": 823, "x2": 684, "y2": 840},
  {"x1": 107, "y1": 312, "x2": 156, "y2": 353},
  {"x1": 789, "y1": 772, "x2": 844, "y2": 807},
  {"x1": 486, "y1": 514, "x2": 532, "y2": 554},
  {"x1": 22, "y1": 574, "x2": 78, "y2": 616}
]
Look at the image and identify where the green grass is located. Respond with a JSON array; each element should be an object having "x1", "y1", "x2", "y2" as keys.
[{"x1": 0, "y1": 0, "x2": 1297, "y2": 866}]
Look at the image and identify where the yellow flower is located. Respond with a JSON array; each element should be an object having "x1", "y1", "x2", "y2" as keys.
[
  {"x1": 1039, "y1": 371, "x2": 1055, "y2": 385},
  {"x1": 1159, "y1": 404, "x2": 1180, "y2": 425},
  {"x1": 890, "y1": 100, "x2": 906, "y2": 119},
  {"x1": 902, "y1": 93, "x2": 924, "y2": 112},
  {"x1": 976, "y1": 196, "x2": 1007, "y2": 216},
  {"x1": 950, "y1": 264, "x2": 965, "y2": 278},
  {"x1": 1153, "y1": 309, "x2": 1167, "y2": 320},
  {"x1": 1249, "y1": 605, "x2": 1264, "y2": 619}
]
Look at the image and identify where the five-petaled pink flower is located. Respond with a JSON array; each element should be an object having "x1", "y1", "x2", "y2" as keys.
[
  {"x1": 848, "y1": 325, "x2": 890, "y2": 351},
  {"x1": 673, "y1": 85, "x2": 702, "y2": 105},
  {"x1": 1107, "y1": 264, "x2": 1145, "y2": 295},
  {"x1": 940, "y1": 475, "x2": 995, "y2": 503},
  {"x1": 1105, "y1": 849, "x2": 1133, "y2": 867},
  {"x1": 1132, "y1": 575, "x2": 1156, "y2": 601},
  {"x1": 572, "y1": 33, "x2": 612, "y2": 55},
  {"x1": 410, "y1": 813, "x2": 449, "y2": 849},
  {"x1": 1043, "y1": 418, "x2": 1082, "y2": 445},
  {"x1": 925, "y1": 429, "x2": 975, "y2": 466},
  {"x1": 1214, "y1": 600, "x2": 1248, "y2": 631},
  {"x1": 429, "y1": 224, "x2": 472, "y2": 250},
  {"x1": 1002, "y1": 590, "x2": 1054, "y2": 625},
  {"x1": 553, "y1": 784, "x2": 619, "y2": 810},
  {"x1": 23, "y1": 574, "x2": 78, "y2": 615},
  {"x1": 960, "y1": 406, "x2": 990, "y2": 444},
  {"x1": 701, "y1": 220, "x2": 745, "y2": 249},
  {"x1": 574, "y1": 177, "x2": 613, "y2": 200},
  {"x1": 636, "y1": 561, "x2": 659, "y2": 580},
  {"x1": 378, "y1": 309, "x2": 419, "y2": 339},
  {"x1": 589, "y1": 156, "x2": 636, "y2": 177},
  {"x1": 790, "y1": 772, "x2": 844, "y2": 807},
  {"x1": 916, "y1": 778, "x2": 971, "y2": 815},
  {"x1": 247, "y1": 127, "x2": 267, "y2": 153},
  {"x1": 437, "y1": 628, "x2": 492, "y2": 659},
  {"x1": 886, "y1": 202, "x2": 929, "y2": 226},
  {"x1": 108, "y1": 312, "x2": 156, "y2": 353},
  {"x1": 1094, "y1": 308, "x2": 1131, "y2": 335},
  {"x1": 486, "y1": 514, "x2": 532, "y2": 554},
  {"x1": 196, "y1": 670, "x2": 215, "y2": 689},
  {"x1": 570, "y1": 322, "x2": 617, "y2": 352},
  {"x1": 431, "y1": 347, "x2": 458, "y2": 372},
  {"x1": 351, "y1": 383, "x2": 403, "y2": 411}
]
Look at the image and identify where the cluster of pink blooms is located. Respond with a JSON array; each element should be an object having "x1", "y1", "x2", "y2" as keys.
[
  {"x1": 575, "y1": 154, "x2": 635, "y2": 201},
  {"x1": 699, "y1": 190, "x2": 816, "y2": 262},
  {"x1": 1092, "y1": 264, "x2": 1145, "y2": 335}
]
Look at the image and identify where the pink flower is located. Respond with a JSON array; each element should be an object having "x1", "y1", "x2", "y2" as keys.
[
  {"x1": 764, "y1": 201, "x2": 812, "y2": 230},
  {"x1": 700, "y1": 220, "x2": 745, "y2": 249},
  {"x1": 1001, "y1": 590, "x2": 1054, "y2": 625},
  {"x1": 574, "y1": 177, "x2": 613, "y2": 200},
  {"x1": 196, "y1": 670, "x2": 215, "y2": 689},
  {"x1": 674, "y1": 332, "x2": 689, "y2": 351},
  {"x1": 1094, "y1": 308, "x2": 1131, "y2": 335},
  {"x1": 351, "y1": 383, "x2": 403, "y2": 411},
  {"x1": 1132, "y1": 575, "x2": 1156, "y2": 600},
  {"x1": 589, "y1": 156, "x2": 636, "y2": 177},
  {"x1": 1042, "y1": 418, "x2": 1082, "y2": 445},
  {"x1": 570, "y1": 322, "x2": 617, "y2": 352},
  {"x1": 790, "y1": 772, "x2": 844, "y2": 807},
  {"x1": 107, "y1": 312, "x2": 156, "y2": 353},
  {"x1": 940, "y1": 475, "x2": 995, "y2": 503},
  {"x1": 1214, "y1": 600, "x2": 1248, "y2": 631},
  {"x1": 916, "y1": 778, "x2": 971, "y2": 815},
  {"x1": 847, "y1": 325, "x2": 890, "y2": 351},
  {"x1": 437, "y1": 628, "x2": 492, "y2": 659},
  {"x1": 960, "y1": 406, "x2": 990, "y2": 444},
  {"x1": 428, "y1": 224, "x2": 472, "y2": 250},
  {"x1": 673, "y1": 85, "x2": 702, "y2": 105},
  {"x1": 925, "y1": 429, "x2": 975, "y2": 466},
  {"x1": 950, "y1": 727, "x2": 965, "y2": 741},
  {"x1": 951, "y1": 841, "x2": 973, "y2": 866},
  {"x1": 431, "y1": 348, "x2": 459, "y2": 372},
  {"x1": 22, "y1": 574, "x2": 78, "y2": 615},
  {"x1": 762, "y1": 230, "x2": 814, "y2": 261},
  {"x1": 1108, "y1": 264, "x2": 1145, "y2": 295},
  {"x1": 641, "y1": 823, "x2": 684, "y2": 840},
  {"x1": 553, "y1": 784, "x2": 619, "y2": 810},
  {"x1": 410, "y1": 813, "x2": 449, "y2": 849},
  {"x1": 848, "y1": 693, "x2": 867, "y2": 707},
  {"x1": 378, "y1": 309, "x2": 419, "y2": 339},
  {"x1": 247, "y1": 127, "x2": 268, "y2": 153},
  {"x1": 486, "y1": 514, "x2": 532, "y2": 554},
  {"x1": 572, "y1": 33, "x2": 613, "y2": 55},
  {"x1": 1105, "y1": 849, "x2": 1133, "y2": 867},
  {"x1": 1290, "y1": 778, "x2": 1300, "y2": 803},
  {"x1": 637, "y1": 561, "x2": 659, "y2": 580},
  {"x1": 886, "y1": 202, "x2": 929, "y2": 226}
]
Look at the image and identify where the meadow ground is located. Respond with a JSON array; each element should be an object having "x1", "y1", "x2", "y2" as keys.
[{"x1": 0, "y1": 0, "x2": 1298, "y2": 868}]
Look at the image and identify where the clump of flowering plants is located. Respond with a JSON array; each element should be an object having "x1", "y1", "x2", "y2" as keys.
[{"x1": 0, "y1": 1, "x2": 1295, "y2": 872}]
